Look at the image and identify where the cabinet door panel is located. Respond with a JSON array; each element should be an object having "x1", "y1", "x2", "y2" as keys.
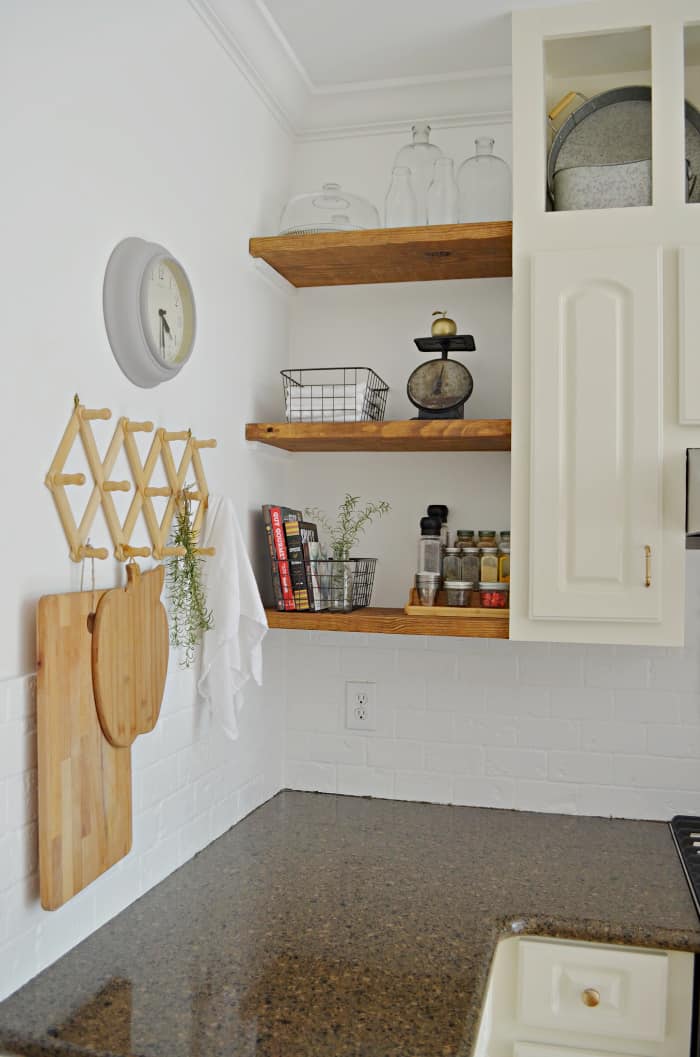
[
  {"x1": 531, "y1": 248, "x2": 662, "y2": 622},
  {"x1": 679, "y1": 246, "x2": 700, "y2": 424}
]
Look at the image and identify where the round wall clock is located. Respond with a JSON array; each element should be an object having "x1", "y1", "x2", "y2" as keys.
[{"x1": 103, "y1": 237, "x2": 196, "y2": 388}]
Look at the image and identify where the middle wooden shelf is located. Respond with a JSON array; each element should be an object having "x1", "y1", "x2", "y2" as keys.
[{"x1": 246, "y1": 418, "x2": 511, "y2": 452}]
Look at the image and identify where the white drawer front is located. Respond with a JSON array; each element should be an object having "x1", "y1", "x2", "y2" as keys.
[
  {"x1": 515, "y1": 1044, "x2": 634, "y2": 1057},
  {"x1": 517, "y1": 940, "x2": 668, "y2": 1042}
]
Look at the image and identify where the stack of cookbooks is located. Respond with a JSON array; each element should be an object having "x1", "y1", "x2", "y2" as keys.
[{"x1": 261, "y1": 504, "x2": 326, "y2": 611}]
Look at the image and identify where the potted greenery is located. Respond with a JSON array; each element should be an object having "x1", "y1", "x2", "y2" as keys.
[
  {"x1": 306, "y1": 493, "x2": 390, "y2": 611},
  {"x1": 166, "y1": 489, "x2": 213, "y2": 667}
]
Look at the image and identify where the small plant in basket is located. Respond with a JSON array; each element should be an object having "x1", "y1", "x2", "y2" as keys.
[{"x1": 305, "y1": 494, "x2": 390, "y2": 612}]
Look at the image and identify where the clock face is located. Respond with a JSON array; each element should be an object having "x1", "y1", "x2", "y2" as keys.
[
  {"x1": 141, "y1": 257, "x2": 194, "y2": 367},
  {"x1": 407, "y1": 357, "x2": 473, "y2": 412}
]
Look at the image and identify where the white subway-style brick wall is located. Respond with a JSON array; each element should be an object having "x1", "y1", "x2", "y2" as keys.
[
  {"x1": 285, "y1": 554, "x2": 700, "y2": 820},
  {"x1": 0, "y1": 630, "x2": 287, "y2": 1002}
]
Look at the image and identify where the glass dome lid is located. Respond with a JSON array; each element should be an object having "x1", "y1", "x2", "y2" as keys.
[{"x1": 279, "y1": 182, "x2": 380, "y2": 235}]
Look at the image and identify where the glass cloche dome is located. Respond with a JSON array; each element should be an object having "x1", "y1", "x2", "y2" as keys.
[{"x1": 279, "y1": 183, "x2": 380, "y2": 235}]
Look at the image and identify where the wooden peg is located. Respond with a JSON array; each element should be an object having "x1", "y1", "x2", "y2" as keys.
[
  {"x1": 121, "y1": 545, "x2": 151, "y2": 558},
  {"x1": 103, "y1": 480, "x2": 130, "y2": 492},
  {"x1": 81, "y1": 407, "x2": 111, "y2": 421},
  {"x1": 124, "y1": 420, "x2": 154, "y2": 433},
  {"x1": 144, "y1": 486, "x2": 171, "y2": 497},
  {"x1": 78, "y1": 545, "x2": 108, "y2": 560},
  {"x1": 160, "y1": 546, "x2": 187, "y2": 557},
  {"x1": 193, "y1": 438, "x2": 217, "y2": 449},
  {"x1": 195, "y1": 547, "x2": 216, "y2": 557},
  {"x1": 162, "y1": 430, "x2": 189, "y2": 442},
  {"x1": 51, "y1": 473, "x2": 86, "y2": 486},
  {"x1": 183, "y1": 490, "x2": 203, "y2": 501}
]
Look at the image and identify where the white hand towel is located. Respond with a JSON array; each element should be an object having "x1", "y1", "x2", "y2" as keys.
[{"x1": 196, "y1": 495, "x2": 268, "y2": 740}]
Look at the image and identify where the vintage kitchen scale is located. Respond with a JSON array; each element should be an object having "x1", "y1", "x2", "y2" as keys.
[{"x1": 407, "y1": 311, "x2": 476, "y2": 420}]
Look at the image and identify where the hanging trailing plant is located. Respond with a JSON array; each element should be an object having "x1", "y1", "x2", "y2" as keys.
[{"x1": 166, "y1": 487, "x2": 213, "y2": 668}]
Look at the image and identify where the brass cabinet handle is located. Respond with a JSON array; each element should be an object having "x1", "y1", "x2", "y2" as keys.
[
  {"x1": 581, "y1": 987, "x2": 600, "y2": 1008},
  {"x1": 645, "y1": 545, "x2": 652, "y2": 588}
]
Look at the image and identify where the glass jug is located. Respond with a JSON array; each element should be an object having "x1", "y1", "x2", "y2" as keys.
[
  {"x1": 458, "y1": 137, "x2": 512, "y2": 222},
  {"x1": 392, "y1": 122, "x2": 444, "y2": 225}
]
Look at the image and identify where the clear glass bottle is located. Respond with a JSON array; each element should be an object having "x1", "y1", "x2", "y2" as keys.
[
  {"x1": 480, "y1": 547, "x2": 499, "y2": 583},
  {"x1": 459, "y1": 547, "x2": 480, "y2": 585},
  {"x1": 385, "y1": 166, "x2": 418, "y2": 228},
  {"x1": 393, "y1": 122, "x2": 444, "y2": 225},
  {"x1": 418, "y1": 517, "x2": 443, "y2": 575},
  {"x1": 458, "y1": 137, "x2": 512, "y2": 223},
  {"x1": 427, "y1": 157, "x2": 459, "y2": 225},
  {"x1": 442, "y1": 547, "x2": 461, "y2": 581}
]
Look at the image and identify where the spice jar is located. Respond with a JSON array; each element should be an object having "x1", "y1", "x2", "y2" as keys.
[
  {"x1": 415, "y1": 572, "x2": 441, "y2": 606},
  {"x1": 500, "y1": 530, "x2": 510, "y2": 546},
  {"x1": 442, "y1": 547, "x2": 461, "y2": 581},
  {"x1": 479, "y1": 582, "x2": 509, "y2": 608},
  {"x1": 459, "y1": 547, "x2": 480, "y2": 585},
  {"x1": 455, "y1": 530, "x2": 475, "y2": 549},
  {"x1": 418, "y1": 516, "x2": 442, "y2": 575},
  {"x1": 498, "y1": 544, "x2": 510, "y2": 583},
  {"x1": 478, "y1": 529, "x2": 497, "y2": 547},
  {"x1": 444, "y1": 580, "x2": 473, "y2": 607},
  {"x1": 480, "y1": 547, "x2": 499, "y2": 582}
]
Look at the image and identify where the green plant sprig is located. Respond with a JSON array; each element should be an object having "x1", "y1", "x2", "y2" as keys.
[
  {"x1": 305, "y1": 493, "x2": 390, "y2": 560},
  {"x1": 166, "y1": 488, "x2": 213, "y2": 668}
]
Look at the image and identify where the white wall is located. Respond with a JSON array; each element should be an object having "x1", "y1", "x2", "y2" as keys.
[{"x1": 0, "y1": 0, "x2": 291, "y2": 1000}]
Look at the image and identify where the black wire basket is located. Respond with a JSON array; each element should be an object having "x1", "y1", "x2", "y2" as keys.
[
  {"x1": 282, "y1": 367, "x2": 389, "y2": 423},
  {"x1": 272, "y1": 557, "x2": 377, "y2": 611}
]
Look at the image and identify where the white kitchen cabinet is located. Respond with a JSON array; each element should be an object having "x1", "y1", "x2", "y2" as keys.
[
  {"x1": 510, "y1": 0, "x2": 700, "y2": 646},
  {"x1": 473, "y1": 936, "x2": 694, "y2": 1057},
  {"x1": 679, "y1": 245, "x2": 700, "y2": 424},
  {"x1": 530, "y1": 247, "x2": 662, "y2": 624}
]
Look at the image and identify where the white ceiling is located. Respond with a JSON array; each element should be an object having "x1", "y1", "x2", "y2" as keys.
[{"x1": 256, "y1": 0, "x2": 583, "y2": 87}]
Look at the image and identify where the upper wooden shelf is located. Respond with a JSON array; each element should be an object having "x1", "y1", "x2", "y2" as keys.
[
  {"x1": 249, "y1": 221, "x2": 512, "y2": 288},
  {"x1": 245, "y1": 419, "x2": 511, "y2": 452}
]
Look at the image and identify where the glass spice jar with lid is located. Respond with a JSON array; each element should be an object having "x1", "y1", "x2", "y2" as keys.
[
  {"x1": 479, "y1": 582, "x2": 509, "y2": 609},
  {"x1": 442, "y1": 547, "x2": 461, "y2": 581},
  {"x1": 480, "y1": 547, "x2": 499, "y2": 582},
  {"x1": 478, "y1": 529, "x2": 497, "y2": 547},
  {"x1": 498, "y1": 545, "x2": 510, "y2": 583},
  {"x1": 500, "y1": 530, "x2": 510, "y2": 546},
  {"x1": 455, "y1": 529, "x2": 475, "y2": 549},
  {"x1": 459, "y1": 547, "x2": 480, "y2": 585},
  {"x1": 444, "y1": 581, "x2": 473, "y2": 607}
]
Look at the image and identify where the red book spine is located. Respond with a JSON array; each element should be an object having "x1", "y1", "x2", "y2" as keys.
[{"x1": 270, "y1": 506, "x2": 296, "y2": 611}]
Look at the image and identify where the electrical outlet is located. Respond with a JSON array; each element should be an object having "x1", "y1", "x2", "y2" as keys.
[{"x1": 345, "y1": 681, "x2": 376, "y2": 731}]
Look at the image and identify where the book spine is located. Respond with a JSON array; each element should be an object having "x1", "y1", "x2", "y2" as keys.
[
  {"x1": 270, "y1": 507, "x2": 296, "y2": 611},
  {"x1": 261, "y1": 506, "x2": 284, "y2": 611},
  {"x1": 283, "y1": 520, "x2": 310, "y2": 611}
]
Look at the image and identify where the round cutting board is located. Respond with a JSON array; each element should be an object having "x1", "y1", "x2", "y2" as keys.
[{"x1": 92, "y1": 563, "x2": 169, "y2": 747}]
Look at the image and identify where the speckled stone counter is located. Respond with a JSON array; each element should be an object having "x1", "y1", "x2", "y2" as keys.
[{"x1": 1, "y1": 792, "x2": 700, "y2": 1057}]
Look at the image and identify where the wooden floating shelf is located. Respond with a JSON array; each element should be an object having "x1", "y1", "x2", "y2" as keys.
[
  {"x1": 249, "y1": 221, "x2": 512, "y2": 287},
  {"x1": 246, "y1": 419, "x2": 511, "y2": 453},
  {"x1": 265, "y1": 607, "x2": 509, "y2": 638}
]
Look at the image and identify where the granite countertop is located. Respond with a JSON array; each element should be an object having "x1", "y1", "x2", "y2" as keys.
[{"x1": 1, "y1": 791, "x2": 700, "y2": 1057}]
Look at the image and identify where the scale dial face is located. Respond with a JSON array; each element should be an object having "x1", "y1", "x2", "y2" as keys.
[{"x1": 407, "y1": 358, "x2": 474, "y2": 412}]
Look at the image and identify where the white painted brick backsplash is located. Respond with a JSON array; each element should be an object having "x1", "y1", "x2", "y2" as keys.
[
  {"x1": 580, "y1": 721, "x2": 647, "y2": 754},
  {"x1": 485, "y1": 747, "x2": 548, "y2": 780},
  {"x1": 548, "y1": 751, "x2": 613, "y2": 785},
  {"x1": 550, "y1": 687, "x2": 613, "y2": 719},
  {"x1": 454, "y1": 714, "x2": 516, "y2": 746},
  {"x1": 452, "y1": 775, "x2": 515, "y2": 808},
  {"x1": 647, "y1": 724, "x2": 700, "y2": 757},
  {"x1": 395, "y1": 709, "x2": 454, "y2": 742},
  {"x1": 423, "y1": 742, "x2": 483, "y2": 775},
  {"x1": 367, "y1": 739, "x2": 424, "y2": 771},
  {"x1": 517, "y1": 718, "x2": 579, "y2": 750}
]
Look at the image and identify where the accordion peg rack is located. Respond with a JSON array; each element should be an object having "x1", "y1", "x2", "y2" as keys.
[{"x1": 46, "y1": 399, "x2": 217, "y2": 562}]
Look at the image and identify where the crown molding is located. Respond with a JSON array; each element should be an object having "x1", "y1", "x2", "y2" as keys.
[{"x1": 188, "y1": 0, "x2": 513, "y2": 141}]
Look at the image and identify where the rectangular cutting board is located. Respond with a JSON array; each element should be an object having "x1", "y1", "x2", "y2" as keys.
[{"x1": 37, "y1": 588, "x2": 132, "y2": 910}]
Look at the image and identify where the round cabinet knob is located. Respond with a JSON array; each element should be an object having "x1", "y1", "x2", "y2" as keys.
[{"x1": 581, "y1": 988, "x2": 600, "y2": 1008}]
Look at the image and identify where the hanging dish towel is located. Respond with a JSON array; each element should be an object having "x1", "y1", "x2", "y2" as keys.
[{"x1": 197, "y1": 495, "x2": 268, "y2": 740}]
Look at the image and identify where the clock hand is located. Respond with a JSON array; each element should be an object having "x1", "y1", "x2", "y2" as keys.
[
  {"x1": 158, "y1": 308, "x2": 171, "y2": 336},
  {"x1": 432, "y1": 364, "x2": 446, "y2": 396}
]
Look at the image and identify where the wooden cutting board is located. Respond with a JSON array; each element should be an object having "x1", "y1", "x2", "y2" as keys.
[
  {"x1": 37, "y1": 588, "x2": 132, "y2": 910},
  {"x1": 92, "y1": 564, "x2": 169, "y2": 748}
]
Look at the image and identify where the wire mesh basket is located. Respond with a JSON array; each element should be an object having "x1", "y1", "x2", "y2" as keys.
[
  {"x1": 273, "y1": 557, "x2": 377, "y2": 611},
  {"x1": 282, "y1": 368, "x2": 389, "y2": 423}
]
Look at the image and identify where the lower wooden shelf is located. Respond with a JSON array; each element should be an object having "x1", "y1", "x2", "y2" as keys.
[{"x1": 265, "y1": 606, "x2": 509, "y2": 638}]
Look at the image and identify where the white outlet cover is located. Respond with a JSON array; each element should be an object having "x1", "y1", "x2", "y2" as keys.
[{"x1": 345, "y1": 682, "x2": 376, "y2": 731}]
